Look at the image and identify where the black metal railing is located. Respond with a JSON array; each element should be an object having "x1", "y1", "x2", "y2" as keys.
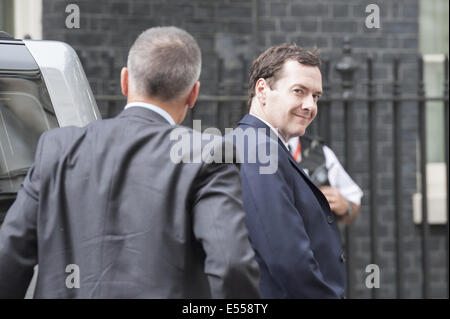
[
  {"x1": 367, "y1": 54, "x2": 379, "y2": 299},
  {"x1": 445, "y1": 55, "x2": 449, "y2": 300}
]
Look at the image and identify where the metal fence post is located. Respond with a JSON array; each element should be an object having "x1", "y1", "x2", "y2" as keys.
[
  {"x1": 392, "y1": 57, "x2": 404, "y2": 298},
  {"x1": 335, "y1": 35, "x2": 358, "y2": 299},
  {"x1": 444, "y1": 55, "x2": 449, "y2": 299},
  {"x1": 367, "y1": 54, "x2": 378, "y2": 299},
  {"x1": 418, "y1": 55, "x2": 430, "y2": 299},
  {"x1": 103, "y1": 51, "x2": 116, "y2": 118}
]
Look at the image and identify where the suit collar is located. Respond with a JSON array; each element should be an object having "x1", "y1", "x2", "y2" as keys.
[
  {"x1": 238, "y1": 114, "x2": 290, "y2": 152},
  {"x1": 124, "y1": 102, "x2": 175, "y2": 125},
  {"x1": 239, "y1": 114, "x2": 314, "y2": 183},
  {"x1": 117, "y1": 105, "x2": 171, "y2": 125},
  {"x1": 238, "y1": 115, "x2": 331, "y2": 213},
  {"x1": 239, "y1": 114, "x2": 270, "y2": 129}
]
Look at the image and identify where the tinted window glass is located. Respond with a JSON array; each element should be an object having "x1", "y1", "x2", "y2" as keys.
[{"x1": 0, "y1": 71, "x2": 58, "y2": 196}]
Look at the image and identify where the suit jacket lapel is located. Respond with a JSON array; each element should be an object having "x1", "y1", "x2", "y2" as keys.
[
  {"x1": 283, "y1": 144, "x2": 331, "y2": 213},
  {"x1": 240, "y1": 114, "x2": 319, "y2": 186},
  {"x1": 239, "y1": 114, "x2": 331, "y2": 213}
]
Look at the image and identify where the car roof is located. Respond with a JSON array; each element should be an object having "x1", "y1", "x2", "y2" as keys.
[
  {"x1": 0, "y1": 37, "x2": 101, "y2": 127},
  {"x1": 0, "y1": 40, "x2": 39, "y2": 71},
  {"x1": 23, "y1": 40, "x2": 101, "y2": 126}
]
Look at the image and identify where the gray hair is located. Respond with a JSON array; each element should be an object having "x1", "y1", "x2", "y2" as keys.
[{"x1": 127, "y1": 26, "x2": 201, "y2": 101}]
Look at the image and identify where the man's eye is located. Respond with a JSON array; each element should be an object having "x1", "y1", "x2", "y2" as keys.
[
  {"x1": 294, "y1": 89, "x2": 303, "y2": 94},
  {"x1": 313, "y1": 95, "x2": 321, "y2": 100}
]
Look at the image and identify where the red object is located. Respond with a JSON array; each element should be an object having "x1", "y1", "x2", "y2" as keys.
[{"x1": 293, "y1": 138, "x2": 301, "y2": 162}]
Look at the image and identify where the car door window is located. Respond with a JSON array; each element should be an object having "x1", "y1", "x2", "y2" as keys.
[{"x1": 0, "y1": 70, "x2": 58, "y2": 195}]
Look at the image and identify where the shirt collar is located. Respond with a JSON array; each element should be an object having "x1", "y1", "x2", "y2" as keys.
[
  {"x1": 288, "y1": 136, "x2": 302, "y2": 161},
  {"x1": 251, "y1": 114, "x2": 290, "y2": 150},
  {"x1": 124, "y1": 102, "x2": 176, "y2": 125},
  {"x1": 288, "y1": 137, "x2": 299, "y2": 153}
]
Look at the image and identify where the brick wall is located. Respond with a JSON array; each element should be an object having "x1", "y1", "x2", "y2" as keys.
[{"x1": 42, "y1": 0, "x2": 447, "y2": 298}]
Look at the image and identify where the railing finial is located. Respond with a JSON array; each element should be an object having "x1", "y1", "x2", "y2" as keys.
[{"x1": 335, "y1": 35, "x2": 358, "y2": 99}]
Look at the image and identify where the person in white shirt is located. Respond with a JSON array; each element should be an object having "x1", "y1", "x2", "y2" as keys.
[{"x1": 288, "y1": 135, "x2": 363, "y2": 225}]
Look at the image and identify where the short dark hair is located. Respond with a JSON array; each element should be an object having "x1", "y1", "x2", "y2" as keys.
[
  {"x1": 127, "y1": 26, "x2": 201, "y2": 101},
  {"x1": 247, "y1": 44, "x2": 321, "y2": 108}
]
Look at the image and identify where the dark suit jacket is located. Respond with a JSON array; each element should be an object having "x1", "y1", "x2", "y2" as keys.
[
  {"x1": 0, "y1": 107, "x2": 260, "y2": 298},
  {"x1": 230, "y1": 114, "x2": 346, "y2": 298}
]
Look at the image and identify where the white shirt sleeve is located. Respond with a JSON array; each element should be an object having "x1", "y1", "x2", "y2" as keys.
[{"x1": 323, "y1": 145, "x2": 363, "y2": 206}]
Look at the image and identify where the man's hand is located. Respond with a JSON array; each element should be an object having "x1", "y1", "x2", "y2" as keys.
[{"x1": 319, "y1": 186, "x2": 349, "y2": 216}]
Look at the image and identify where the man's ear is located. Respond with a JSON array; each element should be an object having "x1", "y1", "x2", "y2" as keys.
[
  {"x1": 120, "y1": 67, "x2": 129, "y2": 97},
  {"x1": 255, "y1": 78, "x2": 267, "y2": 106},
  {"x1": 186, "y1": 81, "x2": 200, "y2": 109}
]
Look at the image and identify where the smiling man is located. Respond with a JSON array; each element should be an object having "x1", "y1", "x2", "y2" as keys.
[{"x1": 231, "y1": 44, "x2": 347, "y2": 298}]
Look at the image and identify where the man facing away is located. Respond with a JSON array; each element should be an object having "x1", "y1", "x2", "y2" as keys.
[
  {"x1": 229, "y1": 44, "x2": 346, "y2": 298},
  {"x1": 0, "y1": 26, "x2": 260, "y2": 298}
]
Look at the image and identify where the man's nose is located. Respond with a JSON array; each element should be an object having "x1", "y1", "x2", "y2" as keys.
[{"x1": 302, "y1": 94, "x2": 315, "y2": 110}]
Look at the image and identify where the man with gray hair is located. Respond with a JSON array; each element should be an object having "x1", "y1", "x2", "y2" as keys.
[{"x1": 0, "y1": 26, "x2": 260, "y2": 298}]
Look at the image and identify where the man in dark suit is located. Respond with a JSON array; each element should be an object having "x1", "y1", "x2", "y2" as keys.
[
  {"x1": 0, "y1": 26, "x2": 260, "y2": 298},
  {"x1": 230, "y1": 44, "x2": 346, "y2": 298}
]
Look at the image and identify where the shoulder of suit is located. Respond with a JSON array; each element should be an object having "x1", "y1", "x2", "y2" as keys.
[
  {"x1": 42, "y1": 125, "x2": 83, "y2": 139},
  {"x1": 38, "y1": 125, "x2": 87, "y2": 151}
]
